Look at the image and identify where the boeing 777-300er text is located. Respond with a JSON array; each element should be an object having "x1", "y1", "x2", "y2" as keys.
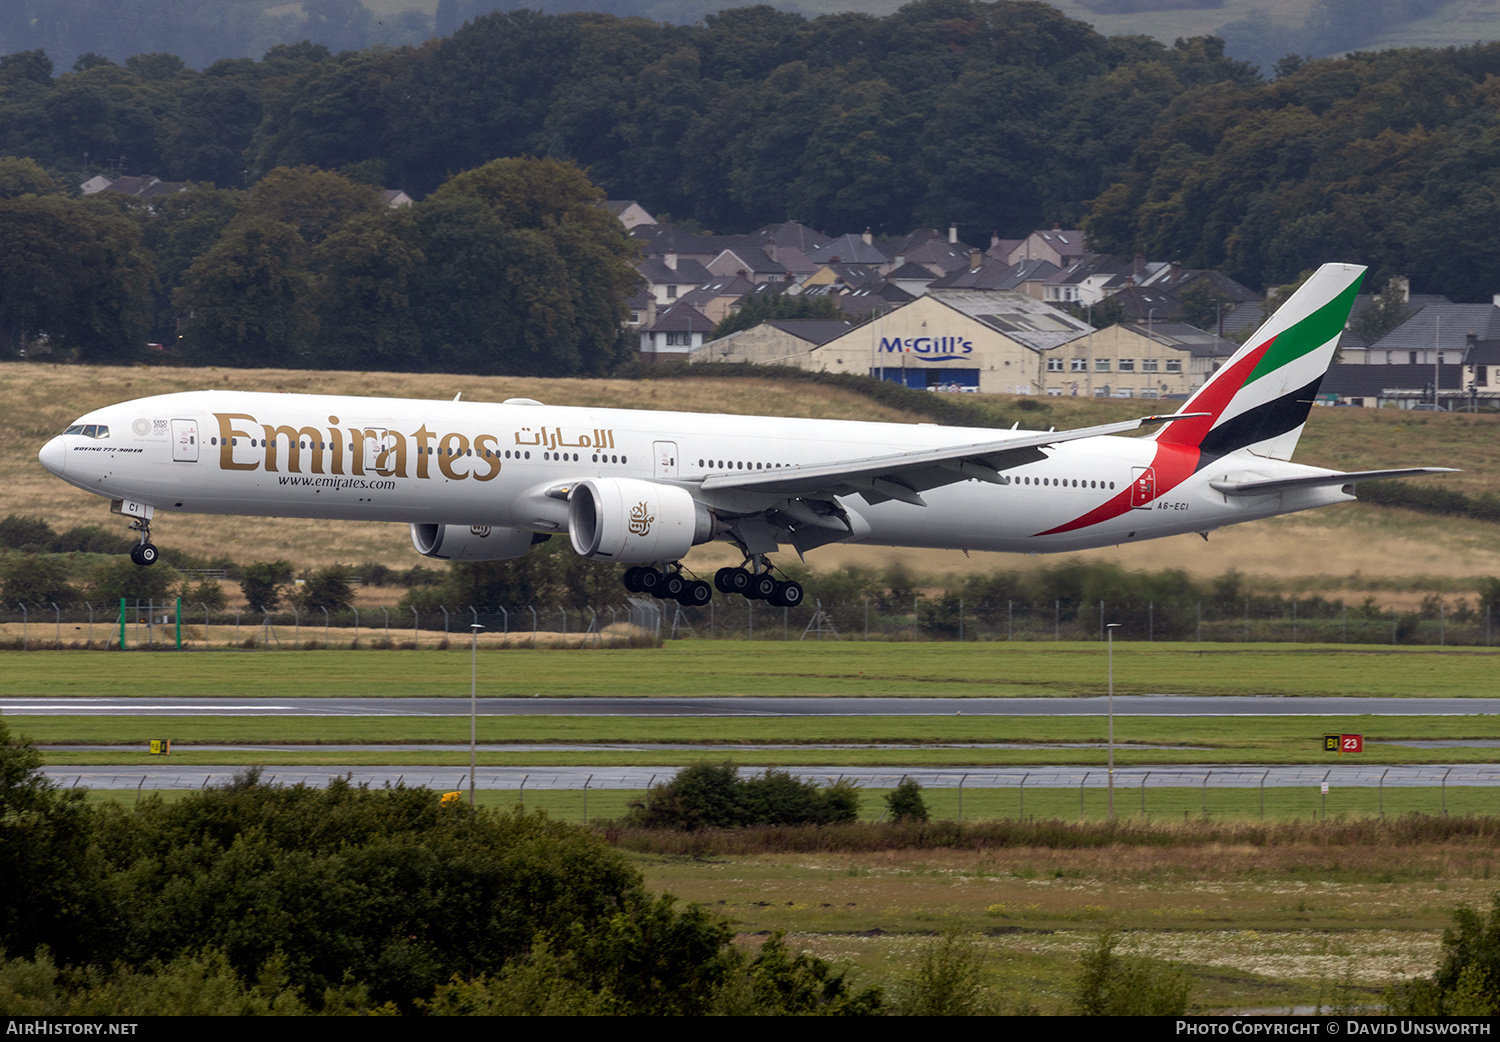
[{"x1": 38, "y1": 262, "x2": 1452, "y2": 608}]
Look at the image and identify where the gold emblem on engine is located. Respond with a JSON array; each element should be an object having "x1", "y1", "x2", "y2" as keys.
[
  {"x1": 628, "y1": 501, "x2": 654, "y2": 536},
  {"x1": 470, "y1": 526, "x2": 491, "y2": 537}
]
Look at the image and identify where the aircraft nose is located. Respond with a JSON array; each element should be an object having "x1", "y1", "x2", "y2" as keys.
[{"x1": 38, "y1": 436, "x2": 67, "y2": 478}]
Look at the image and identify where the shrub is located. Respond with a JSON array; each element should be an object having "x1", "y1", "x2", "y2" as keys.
[
  {"x1": 1074, "y1": 929, "x2": 1192, "y2": 1015},
  {"x1": 891, "y1": 929, "x2": 993, "y2": 1016},
  {"x1": 1388, "y1": 894, "x2": 1500, "y2": 1015},
  {"x1": 627, "y1": 762, "x2": 860, "y2": 830},
  {"x1": 885, "y1": 777, "x2": 929, "y2": 822}
]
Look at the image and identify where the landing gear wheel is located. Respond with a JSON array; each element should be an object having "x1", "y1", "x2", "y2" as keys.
[
  {"x1": 638, "y1": 569, "x2": 664, "y2": 595},
  {"x1": 678, "y1": 580, "x2": 713, "y2": 607},
  {"x1": 622, "y1": 566, "x2": 645, "y2": 592},
  {"x1": 131, "y1": 543, "x2": 158, "y2": 567},
  {"x1": 725, "y1": 569, "x2": 752, "y2": 596},
  {"x1": 663, "y1": 574, "x2": 687, "y2": 599},
  {"x1": 749, "y1": 572, "x2": 777, "y2": 600},
  {"x1": 714, "y1": 567, "x2": 739, "y2": 593},
  {"x1": 770, "y1": 580, "x2": 804, "y2": 608}
]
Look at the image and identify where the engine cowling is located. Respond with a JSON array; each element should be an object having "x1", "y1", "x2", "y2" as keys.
[
  {"x1": 567, "y1": 478, "x2": 712, "y2": 563},
  {"x1": 409, "y1": 523, "x2": 545, "y2": 561}
]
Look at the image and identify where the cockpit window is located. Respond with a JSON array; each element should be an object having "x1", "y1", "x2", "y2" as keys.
[{"x1": 63, "y1": 424, "x2": 109, "y2": 439}]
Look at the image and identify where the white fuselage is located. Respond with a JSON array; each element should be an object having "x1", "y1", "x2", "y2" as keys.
[{"x1": 38, "y1": 390, "x2": 1352, "y2": 557}]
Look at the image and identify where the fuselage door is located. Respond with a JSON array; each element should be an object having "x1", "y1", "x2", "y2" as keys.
[
  {"x1": 653, "y1": 440, "x2": 678, "y2": 478},
  {"x1": 171, "y1": 419, "x2": 199, "y2": 462},
  {"x1": 1130, "y1": 466, "x2": 1156, "y2": 509}
]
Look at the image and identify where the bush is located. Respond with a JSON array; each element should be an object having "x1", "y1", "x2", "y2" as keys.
[
  {"x1": 627, "y1": 762, "x2": 860, "y2": 830},
  {"x1": 0, "y1": 515, "x2": 55, "y2": 552},
  {"x1": 1074, "y1": 929, "x2": 1192, "y2": 1015},
  {"x1": 240, "y1": 560, "x2": 291, "y2": 611},
  {"x1": 885, "y1": 777, "x2": 929, "y2": 822},
  {"x1": 891, "y1": 930, "x2": 993, "y2": 1016},
  {"x1": 0, "y1": 555, "x2": 78, "y2": 604},
  {"x1": 1389, "y1": 894, "x2": 1500, "y2": 1015}
]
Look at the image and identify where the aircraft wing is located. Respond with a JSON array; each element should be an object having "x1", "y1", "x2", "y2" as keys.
[
  {"x1": 699, "y1": 412, "x2": 1205, "y2": 507},
  {"x1": 1209, "y1": 468, "x2": 1459, "y2": 496}
]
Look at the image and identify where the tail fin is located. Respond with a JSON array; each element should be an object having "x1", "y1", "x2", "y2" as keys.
[{"x1": 1157, "y1": 262, "x2": 1365, "y2": 461}]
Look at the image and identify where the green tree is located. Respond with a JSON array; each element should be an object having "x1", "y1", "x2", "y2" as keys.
[
  {"x1": 425, "y1": 157, "x2": 637, "y2": 375},
  {"x1": 1349, "y1": 278, "x2": 1411, "y2": 345},
  {"x1": 0, "y1": 556, "x2": 78, "y2": 605},
  {"x1": 0, "y1": 516, "x2": 56, "y2": 551},
  {"x1": 885, "y1": 776, "x2": 929, "y2": 822},
  {"x1": 244, "y1": 165, "x2": 384, "y2": 247},
  {"x1": 0, "y1": 156, "x2": 64, "y2": 198},
  {"x1": 87, "y1": 559, "x2": 178, "y2": 604},
  {"x1": 240, "y1": 560, "x2": 292, "y2": 611},
  {"x1": 311, "y1": 207, "x2": 424, "y2": 369},
  {"x1": 174, "y1": 215, "x2": 316, "y2": 366},
  {"x1": 292, "y1": 567, "x2": 353, "y2": 614},
  {"x1": 0, "y1": 196, "x2": 152, "y2": 361}
]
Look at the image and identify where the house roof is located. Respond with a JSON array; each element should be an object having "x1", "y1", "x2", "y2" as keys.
[
  {"x1": 1321, "y1": 363, "x2": 1466, "y2": 397},
  {"x1": 926, "y1": 289, "x2": 1092, "y2": 352},
  {"x1": 644, "y1": 303, "x2": 712, "y2": 332},
  {"x1": 637, "y1": 256, "x2": 713, "y2": 285},
  {"x1": 1115, "y1": 321, "x2": 1238, "y2": 359},
  {"x1": 808, "y1": 234, "x2": 889, "y2": 265},
  {"x1": 1367, "y1": 304, "x2": 1500, "y2": 355},
  {"x1": 680, "y1": 275, "x2": 756, "y2": 307},
  {"x1": 710, "y1": 246, "x2": 787, "y2": 278},
  {"x1": 930, "y1": 257, "x2": 1060, "y2": 291},
  {"x1": 763, "y1": 319, "x2": 855, "y2": 345}
]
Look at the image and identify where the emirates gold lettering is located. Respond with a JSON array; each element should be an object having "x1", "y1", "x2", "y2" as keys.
[
  {"x1": 628, "y1": 501, "x2": 654, "y2": 536},
  {"x1": 214, "y1": 412, "x2": 521, "y2": 483}
]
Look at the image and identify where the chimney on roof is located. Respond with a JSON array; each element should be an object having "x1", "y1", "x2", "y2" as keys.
[
  {"x1": 949, "y1": 223, "x2": 958, "y2": 244},
  {"x1": 1053, "y1": 222, "x2": 1061, "y2": 230},
  {"x1": 862, "y1": 228, "x2": 872, "y2": 246},
  {"x1": 969, "y1": 250, "x2": 982, "y2": 269},
  {"x1": 665, "y1": 251, "x2": 678, "y2": 271},
  {"x1": 990, "y1": 231, "x2": 999, "y2": 248}
]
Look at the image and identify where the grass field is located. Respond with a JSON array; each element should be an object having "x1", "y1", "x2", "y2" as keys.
[{"x1": 5, "y1": 641, "x2": 1499, "y2": 700}]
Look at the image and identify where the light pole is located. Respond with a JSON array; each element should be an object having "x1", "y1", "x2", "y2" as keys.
[
  {"x1": 469, "y1": 622, "x2": 484, "y2": 806},
  {"x1": 1106, "y1": 622, "x2": 1121, "y2": 819}
]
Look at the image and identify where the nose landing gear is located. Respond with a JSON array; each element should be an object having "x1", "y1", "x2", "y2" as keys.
[{"x1": 127, "y1": 518, "x2": 158, "y2": 567}]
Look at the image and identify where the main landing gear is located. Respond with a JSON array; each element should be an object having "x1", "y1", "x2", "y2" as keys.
[
  {"x1": 127, "y1": 518, "x2": 158, "y2": 567},
  {"x1": 622, "y1": 565, "x2": 713, "y2": 607},
  {"x1": 714, "y1": 557, "x2": 804, "y2": 608}
]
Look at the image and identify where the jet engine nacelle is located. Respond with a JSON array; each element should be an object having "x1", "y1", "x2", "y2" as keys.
[
  {"x1": 567, "y1": 478, "x2": 712, "y2": 564},
  {"x1": 410, "y1": 522, "x2": 544, "y2": 561}
]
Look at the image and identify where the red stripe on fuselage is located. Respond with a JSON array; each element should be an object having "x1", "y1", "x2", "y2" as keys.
[
  {"x1": 1032, "y1": 337, "x2": 1274, "y2": 538},
  {"x1": 1034, "y1": 441, "x2": 1200, "y2": 536}
]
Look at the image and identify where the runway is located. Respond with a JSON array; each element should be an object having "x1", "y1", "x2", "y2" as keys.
[
  {"x1": 7, "y1": 695, "x2": 1500, "y2": 716},
  {"x1": 41, "y1": 763, "x2": 1500, "y2": 790}
]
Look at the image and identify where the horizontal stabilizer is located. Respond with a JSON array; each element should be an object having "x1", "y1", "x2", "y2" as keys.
[{"x1": 1210, "y1": 467, "x2": 1459, "y2": 496}]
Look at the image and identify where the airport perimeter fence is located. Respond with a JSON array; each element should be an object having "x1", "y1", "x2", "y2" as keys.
[
  {"x1": 1, "y1": 596, "x2": 1496, "y2": 649},
  {"x1": 45, "y1": 765, "x2": 1500, "y2": 823}
]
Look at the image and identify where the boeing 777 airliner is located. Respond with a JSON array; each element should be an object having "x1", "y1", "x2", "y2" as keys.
[{"x1": 37, "y1": 263, "x2": 1450, "y2": 608}]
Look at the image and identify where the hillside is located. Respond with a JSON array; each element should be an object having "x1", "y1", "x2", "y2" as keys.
[{"x1": 6, "y1": 362, "x2": 1494, "y2": 599}]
